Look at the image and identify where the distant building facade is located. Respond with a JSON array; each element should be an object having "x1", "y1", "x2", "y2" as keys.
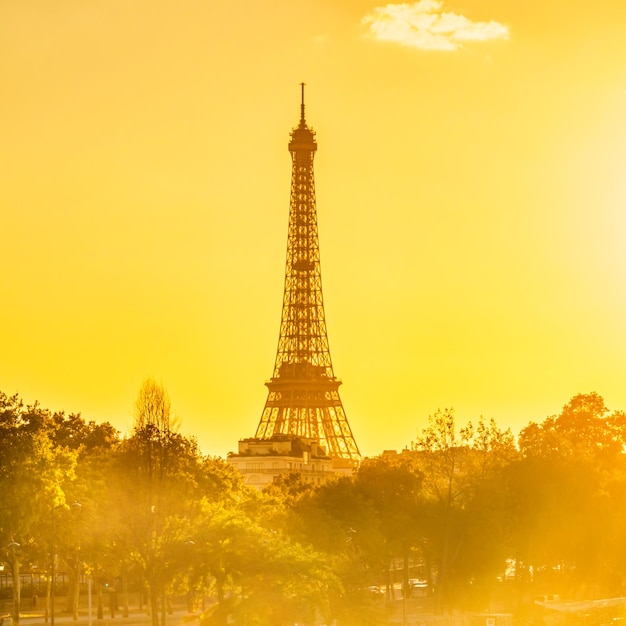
[{"x1": 228, "y1": 434, "x2": 353, "y2": 489}]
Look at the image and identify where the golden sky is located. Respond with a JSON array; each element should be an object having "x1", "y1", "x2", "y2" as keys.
[{"x1": 3, "y1": 0, "x2": 626, "y2": 458}]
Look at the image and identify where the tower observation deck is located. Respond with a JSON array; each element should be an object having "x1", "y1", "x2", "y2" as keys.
[{"x1": 254, "y1": 85, "x2": 360, "y2": 462}]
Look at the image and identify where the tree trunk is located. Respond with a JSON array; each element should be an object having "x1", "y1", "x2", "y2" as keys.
[
  {"x1": 45, "y1": 571, "x2": 51, "y2": 623},
  {"x1": 121, "y1": 570, "x2": 129, "y2": 618},
  {"x1": 65, "y1": 577, "x2": 74, "y2": 614},
  {"x1": 386, "y1": 556, "x2": 393, "y2": 600},
  {"x1": 73, "y1": 567, "x2": 80, "y2": 620},
  {"x1": 65, "y1": 558, "x2": 81, "y2": 620},
  {"x1": 150, "y1": 585, "x2": 160, "y2": 626},
  {"x1": 160, "y1": 588, "x2": 166, "y2": 626},
  {"x1": 402, "y1": 547, "x2": 410, "y2": 599},
  {"x1": 10, "y1": 552, "x2": 21, "y2": 626},
  {"x1": 215, "y1": 575, "x2": 227, "y2": 626},
  {"x1": 97, "y1": 584, "x2": 104, "y2": 620},
  {"x1": 108, "y1": 586, "x2": 116, "y2": 619}
]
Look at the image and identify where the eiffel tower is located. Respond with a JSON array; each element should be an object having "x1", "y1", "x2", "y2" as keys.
[{"x1": 254, "y1": 85, "x2": 360, "y2": 462}]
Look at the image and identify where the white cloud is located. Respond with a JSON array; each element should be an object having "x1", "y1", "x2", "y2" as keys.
[{"x1": 362, "y1": 0, "x2": 509, "y2": 51}]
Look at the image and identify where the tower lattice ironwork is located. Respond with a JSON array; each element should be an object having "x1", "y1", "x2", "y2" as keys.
[{"x1": 254, "y1": 85, "x2": 360, "y2": 461}]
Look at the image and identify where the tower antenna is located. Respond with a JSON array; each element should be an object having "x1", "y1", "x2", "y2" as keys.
[{"x1": 300, "y1": 82, "x2": 306, "y2": 125}]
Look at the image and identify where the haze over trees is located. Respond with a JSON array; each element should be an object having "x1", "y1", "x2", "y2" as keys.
[{"x1": 2, "y1": 386, "x2": 626, "y2": 625}]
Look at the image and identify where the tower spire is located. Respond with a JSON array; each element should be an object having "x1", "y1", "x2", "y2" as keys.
[
  {"x1": 300, "y1": 81, "x2": 306, "y2": 126},
  {"x1": 254, "y1": 87, "x2": 360, "y2": 462}
]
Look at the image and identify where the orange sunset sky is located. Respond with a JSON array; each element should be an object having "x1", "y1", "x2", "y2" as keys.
[{"x1": 3, "y1": 0, "x2": 626, "y2": 458}]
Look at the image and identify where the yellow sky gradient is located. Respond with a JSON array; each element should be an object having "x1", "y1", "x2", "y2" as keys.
[{"x1": 3, "y1": 0, "x2": 626, "y2": 458}]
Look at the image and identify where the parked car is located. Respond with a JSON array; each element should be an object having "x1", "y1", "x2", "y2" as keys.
[{"x1": 367, "y1": 585, "x2": 385, "y2": 596}]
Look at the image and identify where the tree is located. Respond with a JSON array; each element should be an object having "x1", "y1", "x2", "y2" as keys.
[
  {"x1": 111, "y1": 378, "x2": 204, "y2": 626},
  {"x1": 50, "y1": 413, "x2": 120, "y2": 619},
  {"x1": 0, "y1": 393, "x2": 77, "y2": 626},
  {"x1": 194, "y1": 500, "x2": 339, "y2": 626},
  {"x1": 511, "y1": 393, "x2": 626, "y2": 600},
  {"x1": 289, "y1": 474, "x2": 400, "y2": 624},
  {"x1": 134, "y1": 377, "x2": 177, "y2": 433},
  {"x1": 518, "y1": 392, "x2": 625, "y2": 460},
  {"x1": 412, "y1": 409, "x2": 517, "y2": 612},
  {"x1": 355, "y1": 455, "x2": 424, "y2": 600}
]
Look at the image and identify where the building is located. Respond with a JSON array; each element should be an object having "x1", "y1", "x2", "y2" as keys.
[{"x1": 227, "y1": 434, "x2": 352, "y2": 489}]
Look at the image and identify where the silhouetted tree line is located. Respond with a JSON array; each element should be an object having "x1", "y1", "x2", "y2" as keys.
[{"x1": 2, "y1": 385, "x2": 626, "y2": 626}]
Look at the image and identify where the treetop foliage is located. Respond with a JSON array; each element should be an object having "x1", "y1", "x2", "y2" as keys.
[{"x1": 3, "y1": 388, "x2": 626, "y2": 624}]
